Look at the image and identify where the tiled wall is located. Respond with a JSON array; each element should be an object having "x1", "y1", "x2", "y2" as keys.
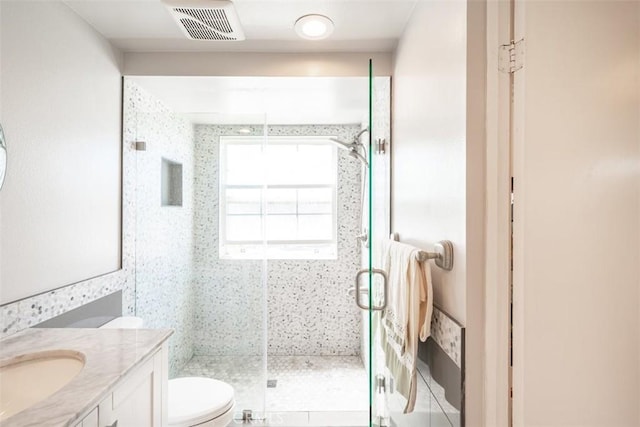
[
  {"x1": 192, "y1": 124, "x2": 363, "y2": 356},
  {"x1": 0, "y1": 273, "x2": 135, "y2": 338},
  {"x1": 125, "y1": 81, "x2": 195, "y2": 376},
  {"x1": 388, "y1": 307, "x2": 465, "y2": 425},
  {"x1": 430, "y1": 306, "x2": 463, "y2": 369}
]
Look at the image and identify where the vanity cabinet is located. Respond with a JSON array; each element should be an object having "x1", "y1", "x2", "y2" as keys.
[
  {"x1": 77, "y1": 408, "x2": 98, "y2": 427},
  {"x1": 75, "y1": 343, "x2": 168, "y2": 427}
]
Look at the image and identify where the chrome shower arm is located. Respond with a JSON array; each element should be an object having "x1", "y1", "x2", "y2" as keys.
[{"x1": 354, "y1": 127, "x2": 369, "y2": 141}]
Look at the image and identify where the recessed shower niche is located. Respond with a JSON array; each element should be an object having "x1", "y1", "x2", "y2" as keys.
[{"x1": 161, "y1": 157, "x2": 183, "y2": 207}]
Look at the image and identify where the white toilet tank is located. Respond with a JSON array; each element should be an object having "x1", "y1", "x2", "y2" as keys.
[{"x1": 99, "y1": 316, "x2": 144, "y2": 329}]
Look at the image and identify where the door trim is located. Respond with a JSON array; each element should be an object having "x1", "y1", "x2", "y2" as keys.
[{"x1": 484, "y1": 0, "x2": 513, "y2": 426}]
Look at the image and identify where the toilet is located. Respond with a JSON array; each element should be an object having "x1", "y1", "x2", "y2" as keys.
[{"x1": 100, "y1": 316, "x2": 235, "y2": 427}]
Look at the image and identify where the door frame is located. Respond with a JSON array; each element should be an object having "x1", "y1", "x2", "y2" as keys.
[{"x1": 483, "y1": 0, "x2": 513, "y2": 426}]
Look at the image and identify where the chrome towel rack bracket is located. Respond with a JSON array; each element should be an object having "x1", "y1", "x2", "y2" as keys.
[{"x1": 390, "y1": 233, "x2": 454, "y2": 271}]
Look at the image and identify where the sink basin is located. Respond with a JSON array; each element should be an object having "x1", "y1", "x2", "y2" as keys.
[{"x1": 0, "y1": 350, "x2": 85, "y2": 421}]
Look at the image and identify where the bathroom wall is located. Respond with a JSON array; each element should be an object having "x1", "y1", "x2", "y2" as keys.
[
  {"x1": 192, "y1": 124, "x2": 362, "y2": 356},
  {"x1": 123, "y1": 52, "x2": 393, "y2": 77},
  {"x1": 392, "y1": 0, "x2": 486, "y2": 423},
  {"x1": 0, "y1": 1, "x2": 135, "y2": 335},
  {"x1": 393, "y1": 0, "x2": 467, "y2": 328},
  {"x1": 124, "y1": 81, "x2": 195, "y2": 376}
]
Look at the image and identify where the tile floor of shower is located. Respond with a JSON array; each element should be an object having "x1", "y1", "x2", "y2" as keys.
[
  {"x1": 179, "y1": 355, "x2": 367, "y2": 413},
  {"x1": 177, "y1": 354, "x2": 458, "y2": 427}
]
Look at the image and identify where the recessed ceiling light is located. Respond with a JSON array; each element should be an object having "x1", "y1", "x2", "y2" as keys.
[{"x1": 294, "y1": 14, "x2": 334, "y2": 40}]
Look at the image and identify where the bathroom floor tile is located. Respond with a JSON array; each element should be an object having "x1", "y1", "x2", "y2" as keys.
[
  {"x1": 266, "y1": 356, "x2": 369, "y2": 412},
  {"x1": 177, "y1": 355, "x2": 458, "y2": 426},
  {"x1": 177, "y1": 355, "x2": 369, "y2": 413}
]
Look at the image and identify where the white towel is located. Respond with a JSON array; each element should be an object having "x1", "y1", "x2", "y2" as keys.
[{"x1": 380, "y1": 239, "x2": 433, "y2": 413}]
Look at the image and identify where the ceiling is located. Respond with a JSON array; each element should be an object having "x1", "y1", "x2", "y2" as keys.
[
  {"x1": 66, "y1": 1, "x2": 401, "y2": 124},
  {"x1": 64, "y1": 0, "x2": 418, "y2": 53},
  {"x1": 130, "y1": 76, "x2": 371, "y2": 124}
]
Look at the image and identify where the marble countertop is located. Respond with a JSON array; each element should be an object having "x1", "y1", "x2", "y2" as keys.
[{"x1": 0, "y1": 327, "x2": 173, "y2": 427}]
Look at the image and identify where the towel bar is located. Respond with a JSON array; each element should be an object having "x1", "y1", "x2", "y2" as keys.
[{"x1": 390, "y1": 233, "x2": 454, "y2": 271}]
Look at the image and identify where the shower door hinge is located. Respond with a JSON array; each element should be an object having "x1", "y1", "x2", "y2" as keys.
[
  {"x1": 499, "y1": 39, "x2": 525, "y2": 74},
  {"x1": 375, "y1": 138, "x2": 386, "y2": 155}
]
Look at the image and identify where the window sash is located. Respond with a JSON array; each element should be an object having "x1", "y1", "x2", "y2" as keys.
[
  {"x1": 223, "y1": 239, "x2": 336, "y2": 245},
  {"x1": 219, "y1": 136, "x2": 338, "y2": 254},
  {"x1": 224, "y1": 184, "x2": 335, "y2": 217},
  {"x1": 222, "y1": 136, "x2": 337, "y2": 186}
]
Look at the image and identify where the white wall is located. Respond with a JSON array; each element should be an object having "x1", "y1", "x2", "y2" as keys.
[
  {"x1": 392, "y1": 1, "x2": 467, "y2": 324},
  {"x1": 512, "y1": 1, "x2": 640, "y2": 425},
  {"x1": 123, "y1": 52, "x2": 392, "y2": 77},
  {"x1": 392, "y1": 0, "x2": 486, "y2": 423},
  {"x1": 0, "y1": 1, "x2": 123, "y2": 304}
]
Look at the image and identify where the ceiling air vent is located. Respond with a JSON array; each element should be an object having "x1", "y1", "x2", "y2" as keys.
[{"x1": 163, "y1": 0, "x2": 245, "y2": 41}]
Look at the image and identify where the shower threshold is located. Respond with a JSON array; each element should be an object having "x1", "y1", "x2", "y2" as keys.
[{"x1": 233, "y1": 410, "x2": 369, "y2": 426}]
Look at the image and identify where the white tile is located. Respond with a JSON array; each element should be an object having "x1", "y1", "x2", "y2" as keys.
[
  {"x1": 178, "y1": 355, "x2": 369, "y2": 414},
  {"x1": 308, "y1": 411, "x2": 369, "y2": 427},
  {"x1": 265, "y1": 411, "x2": 310, "y2": 426}
]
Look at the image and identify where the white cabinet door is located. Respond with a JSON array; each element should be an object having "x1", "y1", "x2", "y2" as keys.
[
  {"x1": 99, "y1": 344, "x2": 167, "y2": 427},
  {"x1": 74, "y1": 408, "x2": 98, "y2": 427}
]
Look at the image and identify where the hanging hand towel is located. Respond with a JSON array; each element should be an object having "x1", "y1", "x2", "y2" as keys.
[{"x1": 380, "y1": 239, "x2": 434, "y2": 413}]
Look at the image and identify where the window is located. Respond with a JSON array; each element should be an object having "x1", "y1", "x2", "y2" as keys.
[{"x1": 220, "y1": 136, "x2": 338, "y2": 259}]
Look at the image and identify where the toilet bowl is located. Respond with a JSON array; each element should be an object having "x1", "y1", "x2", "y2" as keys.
[
  {"x1": 168, "y1": 377, "x2": 234, "y2": 427},
  {"x1": 100, "y1": 317, "x2": 235, "y2": 427}
]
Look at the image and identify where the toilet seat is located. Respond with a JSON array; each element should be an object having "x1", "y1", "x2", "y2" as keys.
[{"x1": 168, "y1": 377, "x2": 235, "y2": 427}]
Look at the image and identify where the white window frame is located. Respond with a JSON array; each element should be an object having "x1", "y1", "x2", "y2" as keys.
[{"x1": 219, "y1": 135, "x2": 338, "y2": 260}]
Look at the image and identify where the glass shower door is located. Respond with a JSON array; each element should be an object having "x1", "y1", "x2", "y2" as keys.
[
  {"x1": 362, "y1": 61, "x2": 393, "y2": 426},
  {"x1": 365, "y1": 64, "x2": 460, "y2": 427},
  {"x1": 201, "y1": 116, "x2": 269, "y2": 422}
]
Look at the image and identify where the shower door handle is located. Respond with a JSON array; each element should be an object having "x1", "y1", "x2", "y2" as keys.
[{"x1": 354, "y1": 269, "x2": 388, "y2": 311}]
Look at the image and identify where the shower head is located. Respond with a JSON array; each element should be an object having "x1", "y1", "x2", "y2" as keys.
[
  {"x1": 328, "y1": 128, "x2": 370, "y2": 167},
  {"x1": 328, "y1": 138, "x2": 368, "y2": 166},
  {"x1": 329, "y1": 128, "x2": 369, "y2": 150}
]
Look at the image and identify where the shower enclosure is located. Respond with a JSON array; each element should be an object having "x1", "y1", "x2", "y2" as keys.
[{"x1": 126, "y1": 64, "x2": 459, "y2": 426}]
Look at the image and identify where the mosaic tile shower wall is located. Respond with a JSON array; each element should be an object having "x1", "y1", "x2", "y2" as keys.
[
  {"x1": 125, "y1": 81, "x2": 196, "y2": 376},
  {"x1": 192, "y1": 124, "x2": 363, "y2": 356},
  {"x1": 430, "y1": 306, "x2": 464, "y2": 368}
]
